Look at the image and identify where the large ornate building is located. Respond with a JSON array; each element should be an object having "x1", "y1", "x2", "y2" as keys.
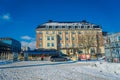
[{"x1": 36, "y1": 20, "x2": 105, "y2": 57}]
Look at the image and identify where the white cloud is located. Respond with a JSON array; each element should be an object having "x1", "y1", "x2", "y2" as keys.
[
  {"x1": 2, "y1": 13, "x2": 10, "y2": 20},
  {"x1": 21, "y1": 35, "x2": 34, "y2": 40},
  {"x1": 21, "y1": 36, "x2": 36, "y2": 50},
  {"x1": 21, "y1": 41, "x2": 36, "y2": 50}
]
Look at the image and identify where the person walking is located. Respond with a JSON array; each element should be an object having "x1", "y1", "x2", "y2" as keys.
[{"x1": 41, "y1": 55, "x2": 44, "y2": 61}]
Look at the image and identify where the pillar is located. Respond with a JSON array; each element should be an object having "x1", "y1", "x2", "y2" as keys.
[
  {"x1": 13, "y1": 52, "x2": 18, "y2": 61},
  {"x1": 24, "y1": 52, "x2": 28, "y2": 61}
]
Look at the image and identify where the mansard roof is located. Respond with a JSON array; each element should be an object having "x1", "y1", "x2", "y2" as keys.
[{"x1": 36, "y1": 20, "x2": 101, "y2": 29}]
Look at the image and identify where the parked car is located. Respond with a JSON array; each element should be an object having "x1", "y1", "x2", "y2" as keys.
[
  {"x1": 50, "y1": 56, "x2": 68, "y2": 62},
  {"x1": 98, "y1": 56, "x2": 106, "y2": 61}
]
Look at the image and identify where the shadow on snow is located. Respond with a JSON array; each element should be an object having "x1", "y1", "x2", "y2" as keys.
[{"x1": 0, "y1": 61, "x2": 77, "y2": 69}]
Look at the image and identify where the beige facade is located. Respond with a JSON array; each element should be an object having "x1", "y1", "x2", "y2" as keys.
[{"x1": 36, "y1": 21, "x2": 105, "y2": 56}]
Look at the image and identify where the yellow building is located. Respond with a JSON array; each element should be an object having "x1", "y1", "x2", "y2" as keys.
[{"x1": 36, "y1": 20, "x2": 105, "y2": 58}]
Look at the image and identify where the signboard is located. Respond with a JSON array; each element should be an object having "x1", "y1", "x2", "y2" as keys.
[{"x1": 79, "y1": 54, "x2": 91, "y2": 60}]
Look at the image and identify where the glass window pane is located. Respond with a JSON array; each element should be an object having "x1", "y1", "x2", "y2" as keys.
[
  {"x1": 52, "y1": 37, "x2": 54, "y2": 40},
  {"x1": 66, "y1": 32, "x2": 68, "y2": 34},
  {"x1": 47, "y1": 36, "x2": 50, "y2": 40},
  {"x1": 66, "y1": 37, "x2": 68, "y2": 40},
  {"x1": 47, "y1": 43, "x2": 50, "y2": 47},
  {"x1": 39, "y1": 32, "x2": 42, "y2": 34},
  {"x1": 40, "y1": 37, "x2": 42, "y2": 40},
  {"x1": 52, "y1": 43, "x2": 54, "y2": 47}
]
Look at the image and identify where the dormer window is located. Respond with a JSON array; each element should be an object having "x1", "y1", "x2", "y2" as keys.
[
  {"x1": 75, "y1": 26, "x2": 78, "y2": 28},
  {"x1": 93, "y1": 26, "x2": 99, "y2": 28},
  {"x1": 55, "y1": 26, "x2": 58, "y2": 28},
  {"x1": 81, "y1": 26, "x2": 84, "y2": 28},
  {"x1": 62, "y1": 26, "x2": 65, "y2": 28},
  {"x1": 87, "y1": 26, "x2": 90, "y2": 28},
  {"x1": 69, "y1": 26, "x2": 72, "y2": 28},
  {"x1": 49, "y1": 26, "x2": 52, "y2": 28}
]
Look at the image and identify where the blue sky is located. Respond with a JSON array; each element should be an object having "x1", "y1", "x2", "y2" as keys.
[{"x1": 0, "y1": 0, "x2": 120, "y2": 49}]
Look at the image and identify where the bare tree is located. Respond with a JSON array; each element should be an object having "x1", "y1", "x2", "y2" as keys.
[{"x1": 78, "y1": 30, "x2": 96, "y2": 59}]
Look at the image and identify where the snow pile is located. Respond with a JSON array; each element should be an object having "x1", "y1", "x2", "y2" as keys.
[
  {"x1": 0, "y1": 61, "x2": 120, "y2": 80},
  {"x1": 89, "y1": 62, "x2": 120, "y2": 78}
]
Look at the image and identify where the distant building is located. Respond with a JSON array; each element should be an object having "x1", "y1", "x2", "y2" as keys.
[
  {"x1": 0, "y1": 41, "x2": 11, "y2": 60},
  {"x1": 0, "y1": 38, "x2": 21, "y2": 52},
  {"x1": 36, "y1": 20, "x2": 105, "y2": 59},
  {"x1": 104, "y1": 32, "x2": 120, "y2": 62},
  {"x1": 21, "y1": 46, "x2": 30, "y2": 51},
  {"x1": 0, "y1": 38, "x2": 21, "y2": 60}
]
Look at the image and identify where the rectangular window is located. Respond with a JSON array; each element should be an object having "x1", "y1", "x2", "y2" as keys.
[
  {"x1": 40, "y1": 37, "x2": 42, "y2": 40},
  {"x1": 39, "y1": 43, "x2": 42, "y2": 47},
  {"x1": 66, "y1": 32, "x2": 68, "y2": 34},
  {"x1": 39, "y1": 31, "x2": 42, "y2": 34},
  {"x1": 47, "y1": 36, "x2": 50, "y2": 40},
  {"x1": 72, "y1": 37, "x2": 75, "y2": 40},
  {"x1": 59, "y1": 43, "x2": 62, "y2": 48},
  {"x1": 52, "y1": 43, "x2": 54, "y2": 47},
  {"x1": 72, "y1": 31, "x2": 75, "y2": 34},
  {"x1": 59, "y1": 32, "x2": 62, "y2": 34},
  {"x1": 60, "y1": 36, "x2": 62, "y2": 40},
  {"x1": 66, "y1": 37, "x2": 68, "y2": 40},
  {"x1": 47, "y1": 43, "x2": 50, "y2": 47},
  {"x1": 51, "y1": 36, "x2": 54, "y2": 40}
]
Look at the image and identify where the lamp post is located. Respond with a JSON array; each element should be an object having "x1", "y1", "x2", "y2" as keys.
[
  {"x1": 96, "y1": 32, "x2": 99, "y2": 60},
  {"x1": 107, "y1": 36, "x2": 113, "y2": 62}
]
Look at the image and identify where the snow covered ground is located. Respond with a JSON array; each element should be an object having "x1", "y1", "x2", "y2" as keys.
[{"x1": 0, "y1": 61, "x2": 120, "y2": 80}]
